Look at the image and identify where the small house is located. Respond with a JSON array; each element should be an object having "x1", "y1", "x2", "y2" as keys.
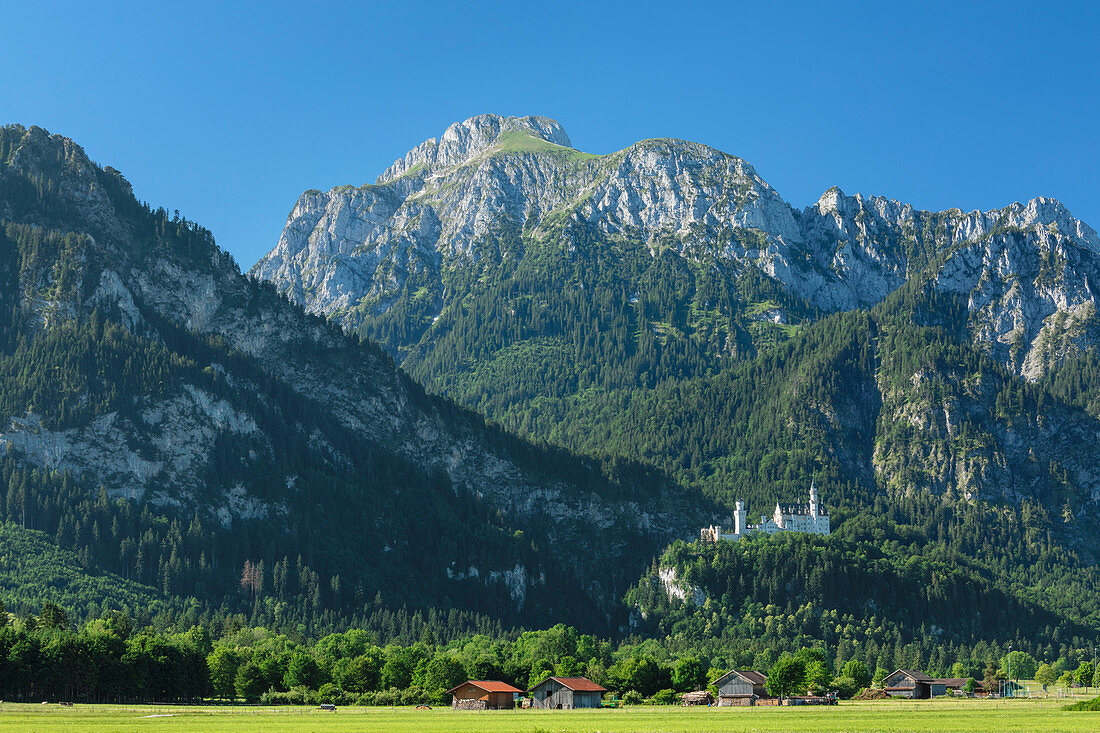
[
  {"x1": 446, "y1": 680, "x2": 523, "y2": 710},
  {"x1": 527, "y1": 676, "x2": 606, "y2": 709},
  {"x1": 713, "y1": 670, "x2": 768, "y2": 705},
  {"x1": 883, "y1": 669, "x2": 932, "y2": 699}
]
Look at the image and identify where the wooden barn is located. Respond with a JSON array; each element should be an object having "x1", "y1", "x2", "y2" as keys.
[
  {"x1": 883, "y1": 669, "x2": 932, "y2": 699},
  {"x1": 713, "y1": 669, "x2": 768, "y2": 705},
  {"x1": 527, "y1": 676, "x2": 606, "y2": 709},
  {"x1": 445, "y1": 680, "x2": 522, "y2": 709},
  {"x1": 930, "y1": 677, "x2": 970, "y2": 697}
]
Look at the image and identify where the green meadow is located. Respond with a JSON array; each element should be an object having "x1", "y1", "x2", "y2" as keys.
[{"x1": 0, "y1": 698, "x2": 1096, "y2": 733}]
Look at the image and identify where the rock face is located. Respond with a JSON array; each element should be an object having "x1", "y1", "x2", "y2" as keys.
[
  {"x1": 250, "y1": 114, "x2": 1100, "y2": 559},
  {"x1": 0, "y1": 123, "x2": 712, "y2": 625},
  {"x1": 799, "y1": 190, "x2": 1100, "y2": 378},
  {"x1": 254, "y1": 114, "x2": 1100, "y2": 381},
  {"x1": 377, "y1": 114, "x2": 573, "y2": 183}
]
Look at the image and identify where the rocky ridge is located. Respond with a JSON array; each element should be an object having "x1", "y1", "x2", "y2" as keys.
[
  {"x1": 254, "y1": 114, "x2": 1100, "y2": 380},
  {"x1": 0, "y1": 123, "x2": 711, "y2": 622}
]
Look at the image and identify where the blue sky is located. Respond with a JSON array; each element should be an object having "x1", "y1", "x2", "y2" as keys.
[{"x1": 3, "y1": 1, "x2": 1097, "y2": 267}]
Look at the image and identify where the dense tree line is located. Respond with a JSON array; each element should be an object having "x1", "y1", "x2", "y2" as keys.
[
  {"x1": 2, "y1": 604, "x2": 1097, "y2": 705},
  {"x1": 627, "y1": 533, "x2": 1100, "y2": 676}
]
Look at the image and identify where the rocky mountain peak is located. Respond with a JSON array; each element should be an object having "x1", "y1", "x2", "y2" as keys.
[
  {"x1": 0, "y1": 124, "x2": 132, "y2": 240},
  {"x1": 1006, "y1": 197, "x2": 1100, "y2": 250},
  {"x1": 376, "y1": 113, "x2": 573, "y2": 184},
  {"x1": 256, "y1": 117, "x2": 1100, "y2": 383},
  {"x1": 815, "y1": 185, "x2": 847, "y2": 214}
]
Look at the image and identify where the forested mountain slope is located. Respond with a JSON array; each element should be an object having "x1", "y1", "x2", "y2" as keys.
[
  {"x1": 254, "y1": 114, "x2": 1100, "y2": 547},
  {"x1": 5, "y1": 116, "x2": 1100, "y2": 659},
  {"x1": 0, "y1": 123, "x2": 713, "y2": 632},
  {"x1": 252, "y1": 115, "x2": 1100, "y2": 652},
  {"x1": 628, "y1": 530, "x2": 1100, "y2": 671}
]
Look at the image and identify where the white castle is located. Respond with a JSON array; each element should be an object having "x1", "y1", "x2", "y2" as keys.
[{"x1": 700, "y1": 481, "x2": 830, "y2": 542}]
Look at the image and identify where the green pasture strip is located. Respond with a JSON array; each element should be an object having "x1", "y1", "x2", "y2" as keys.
[{"x1": 0, "y1": 699, "x2": 1096, "y2": 733}]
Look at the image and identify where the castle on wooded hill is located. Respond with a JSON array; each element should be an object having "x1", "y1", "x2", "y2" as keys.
[{"x1": 700, "y1": 482, "x2": 830, "y2": 542}]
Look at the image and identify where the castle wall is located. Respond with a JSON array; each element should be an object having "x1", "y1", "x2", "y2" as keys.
[{"x1": 702, "y1": 487, "x2": 829, "y2": 542}]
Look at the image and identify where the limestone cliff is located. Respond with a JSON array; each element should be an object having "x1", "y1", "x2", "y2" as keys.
[
  {"x1": 254, "y1": 114, "x2": 1100, "y2": 381},
  {"x1": 0, "y1": 123, "x2": 711, "y2": 625}
]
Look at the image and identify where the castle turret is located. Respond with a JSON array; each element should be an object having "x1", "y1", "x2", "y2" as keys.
[
  {"x1": 734, "y1": 500, "x2": 746, "y2": 535},
  {"x1": 809, "y1": 479, "x2": 819, "y2": 518}
]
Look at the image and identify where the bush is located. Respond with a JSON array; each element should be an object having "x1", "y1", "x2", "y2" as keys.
[
  {"x1": 621, "y1": 689, "x2": 644, "y2": 705},
  {"x1": 832, "y1": 675, "x2": 858, "y2": 699},
  {"x1": 316, "y1": 682, "x2": 350, "y2": 705},
  {"x1": 648, "y1": 688, "x2": 679, "y2": 705},
  {"x1": 260, "y1": 686, "x2": 317, "y2": 705},
  {"x1": 1064, "y1": 695, "x2": 1100, "y2": 711},
  {"x1": 352, "y1": 686, "x2": 436, "y2": 706},
  {"x1": 355, "y1": 691, "x2": 390, "y2": 706}
]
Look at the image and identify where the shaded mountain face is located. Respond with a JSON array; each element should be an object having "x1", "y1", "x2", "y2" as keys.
[
  {"x1": 253, "y1": 114, "x2": 1100, "y2": 558},
  {"x1": 0, "y1": 124, "x2": 712, "y2": 629}
]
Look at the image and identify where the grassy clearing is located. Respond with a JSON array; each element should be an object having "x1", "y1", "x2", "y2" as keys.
[
  {"x1": 0, "y1": 698, "x2": 1097, "y2": 733},
  {"x1": 490, "y1": 130, "x2": 603, "y2": 161}
]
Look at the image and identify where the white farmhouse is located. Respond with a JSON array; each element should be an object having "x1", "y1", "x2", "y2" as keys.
[{"x1": 700, "y1": 481, "x2": 830, "y2": 542}]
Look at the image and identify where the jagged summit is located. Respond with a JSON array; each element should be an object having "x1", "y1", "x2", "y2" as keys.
[
  {"x1": 809, "y1": 185, "x2": 1098, "y2": 252},
  {"x1": 377, "y1": 114, "x2": 574, "y2": 184},
  {"x1": 255, "y1": 116, "x2": 1100, "y2": 384}
]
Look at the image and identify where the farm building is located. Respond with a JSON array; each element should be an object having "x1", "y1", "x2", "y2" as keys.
[
  {"x1": 883, "y1": 670, "x2": 981, "y2": 699},
  {"x1": 445, "y1": 680, "x2": 522, "y2": 709},
  {"x1": 712, "y1": 669, "x2": 768, "y2": 705},
  {"x1": 527, "y1": 676, "x2": 606, "y2": 709},
  {"x1": 883, "y1": 669, "x2": 932, "y2": 698},
  {"x1": 929, "y1": 678, "x2": 982, "y2": 696}
]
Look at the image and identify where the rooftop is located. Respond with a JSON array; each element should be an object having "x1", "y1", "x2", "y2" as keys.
[
  {"x1": 446, "y1": 680, "x2": 523, "y2": 695},
  {"x1": 776, "y1": 503, "x2": 829, "y2": 516},
  {"x1": 528, "y1": 676, "x2": 607, "y2": 692},
  {"x1": 713, "y1": 669, "x2": 768, "y2": 686}
]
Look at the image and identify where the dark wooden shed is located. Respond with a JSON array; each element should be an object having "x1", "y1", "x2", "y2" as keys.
[
  {"x1": 446, "y1": 680, "x2": 522, "y2": 709},
  {"x1": 527, "y1": 676, "x2": 606, "y2": 709},
  {"x1": 883, "y1": 669, "x2": 932, "y2": 699},
  {"x1": 713, "y1": 669, "x2": 768, "y2": 705}
]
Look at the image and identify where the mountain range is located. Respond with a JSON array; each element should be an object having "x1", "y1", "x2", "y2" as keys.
[
  {"x1": 254, "y1": 113, "x2": 1100, "y2": 384},
  {"x1": 0, "y1": 122, "x2": 708, "y2": 631},
  {"x1": 2, "y1": 116, "x2": 1100, "y2": 655},
  {"x1": 253, "y1": 114, "x2": 1100, "y2": 543}
]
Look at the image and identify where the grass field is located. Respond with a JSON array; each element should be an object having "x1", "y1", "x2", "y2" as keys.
[{"x1": 0, "y1": 697, "x2": 1097, "y2": 733}]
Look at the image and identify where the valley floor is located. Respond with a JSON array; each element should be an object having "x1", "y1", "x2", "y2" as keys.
[{"x1": 0, "y1": 698, "x2": 1095, "y2": 733}]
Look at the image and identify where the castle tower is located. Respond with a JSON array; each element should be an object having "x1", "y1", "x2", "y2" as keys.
[
  {"x1": 734, "y1": 500, "x2": 746, "y2": 536},
  {"x1": 809, "y1": 479, "x2": 819, "y2": 518}
]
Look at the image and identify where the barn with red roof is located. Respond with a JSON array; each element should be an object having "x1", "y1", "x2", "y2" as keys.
[
  {"x1": 527, "y1": 676, "x2": 607, "y2": 709},
  {"x1": 445, "y1": 679, "x2": 523, "y2": 709}
]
